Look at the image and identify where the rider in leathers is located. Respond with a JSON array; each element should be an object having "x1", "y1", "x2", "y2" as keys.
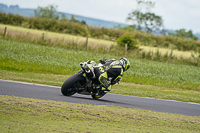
[{"x1": 82, "y1": 58, "x2": 130, "y2": 97}]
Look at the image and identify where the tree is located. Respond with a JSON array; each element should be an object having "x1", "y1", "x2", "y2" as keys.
[
  {"x1": 34, "y1": 5, "x2": 59, "y2": 19},
  {"x1": 143, "y1": 12, "x2": 163, "y2": 33},
  {"x1": 170, "y1": 29, "x2": 198, "y2": 40},
  {"x1": 117, "y1": 33, "x2": 138, "y2": 50},
  {"x1": 60, "y1": 13, "x2": 69, "y2": 21},
  {"x1": 34, "y1": 5, "x2": 86, "y2": 25},
  {"x1": 70, "y1": 15, "x2": 86, "y2": 25},
  {"x1": 127, "y1": 0, "x2": 163, "y2": 33}
]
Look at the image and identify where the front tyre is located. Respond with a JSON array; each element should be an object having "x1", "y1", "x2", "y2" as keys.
[{"x1": 61, "y1": 73, "x2": 86, "y2": 96}]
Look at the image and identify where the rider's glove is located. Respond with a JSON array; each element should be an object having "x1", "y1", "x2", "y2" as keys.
[{"x1": 111, "y1": 77, "x2": 122, "y2": 85}]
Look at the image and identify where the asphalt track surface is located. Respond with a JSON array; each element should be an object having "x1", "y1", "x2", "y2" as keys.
[{"x1": 0, "y1": 79, "x2": 200, "y2": 116}]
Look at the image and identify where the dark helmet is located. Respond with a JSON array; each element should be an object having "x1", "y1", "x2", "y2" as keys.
[{"x1": 120, "y1": 58, "x2": 130, "y2": 71}]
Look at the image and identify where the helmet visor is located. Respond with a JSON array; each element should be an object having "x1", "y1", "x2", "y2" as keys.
[{"x1": 126, "y1": 65, "x2": 130, "y2": 70}]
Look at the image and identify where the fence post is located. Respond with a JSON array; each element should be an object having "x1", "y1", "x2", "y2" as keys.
[
  {"x1": 42, "y1": 33, "x2": 44, "y2": 40},
  {"x1": 125, "y1": 44, "x2": 127, "y2": 56},
  {"x1": 86, "y1": 36, "x2": 88, "y2": 50},
  {"x1": 3, "y1": 27, "x2": 7, "y2": 38},
  {"x1": 170, "y1": 49, "x2": 173, "y2": 59}
]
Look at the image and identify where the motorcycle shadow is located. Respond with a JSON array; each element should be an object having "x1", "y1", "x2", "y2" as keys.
[{"x1": 68, "y1": 94, "x2": 137, "y2": 107}]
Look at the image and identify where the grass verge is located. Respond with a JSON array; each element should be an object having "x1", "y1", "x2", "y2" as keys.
[{"x1": 0, "y1": 95, "x2": 200, "y2": 133}]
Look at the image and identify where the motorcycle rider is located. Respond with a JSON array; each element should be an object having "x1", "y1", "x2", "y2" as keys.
[{"x1": 81, "y1": 58, "x2": 131, "y2": 95}]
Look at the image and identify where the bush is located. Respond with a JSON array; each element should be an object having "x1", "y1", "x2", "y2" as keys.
[{"x1": 117, "y1": 33, "x2": 138, "y2": 50}]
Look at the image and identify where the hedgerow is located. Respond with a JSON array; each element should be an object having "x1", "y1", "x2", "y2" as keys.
[{"x1": 0, "y1": 12, "x2": 200, "y2": 52}]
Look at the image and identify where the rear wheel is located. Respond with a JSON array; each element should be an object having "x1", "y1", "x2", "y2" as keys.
[{"x1": 61, "y1": 73, "x2": 86, "y2": 96}]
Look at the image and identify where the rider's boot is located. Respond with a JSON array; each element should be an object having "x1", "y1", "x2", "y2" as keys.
[{"x1": 87, "y1": 85, "x2": 102, "y2": 94}]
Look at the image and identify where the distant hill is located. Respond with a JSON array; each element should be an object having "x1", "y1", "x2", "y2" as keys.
[
  {"x1": 0, "y1": 4, "x2": 34, "y2": 18},
  {"x1": 0, "y1": 3, "x2": 200, "y2": 39}
]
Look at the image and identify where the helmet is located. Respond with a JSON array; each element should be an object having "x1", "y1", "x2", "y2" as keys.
[{"x1": 120, "y1": 58, "x2": 130, "y2": 71}]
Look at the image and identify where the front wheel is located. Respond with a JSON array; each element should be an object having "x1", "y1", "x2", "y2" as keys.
[{"x1": 61, "y1": 73, "x2": 86, "y2": 96}]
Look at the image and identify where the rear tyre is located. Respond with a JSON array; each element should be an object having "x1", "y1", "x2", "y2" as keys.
[{"x1": 61, "y1": 73, "x2": 86, "y2": 96}]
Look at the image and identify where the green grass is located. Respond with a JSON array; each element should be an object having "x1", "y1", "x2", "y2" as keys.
[
  {"x1": 1, "y1": 96, "x2": 200, "y2": 133},
  {"x1": 1, "y1": 39, "x2": 199, "y2": 90},
  {"x1": 0, "y1": 39, "x2": 200, "y2": 103}
]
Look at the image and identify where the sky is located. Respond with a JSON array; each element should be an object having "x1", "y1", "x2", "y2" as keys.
[{"x1": 1, "y1": 0, "x2": 200, "y2": 33}]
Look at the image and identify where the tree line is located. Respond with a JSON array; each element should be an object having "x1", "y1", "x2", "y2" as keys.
[{"x1": 34, "y1": 5, "x2": 86, "y2": 25}]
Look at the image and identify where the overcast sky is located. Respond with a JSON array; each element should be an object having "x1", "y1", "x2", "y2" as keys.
[{"x1": 1, "y1": 0, "x2": 200, "y2": 33}]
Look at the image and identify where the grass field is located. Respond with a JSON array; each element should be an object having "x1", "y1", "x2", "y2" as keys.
[
  {"x1": 0, "y1": 23, "x2": 197, "y2": 60},
  {"x1": 140, "y1": 46, "x2": 195, "y2": 59},
  {"x1": 1, "y1": 39, "x2": 200, "y2": 103},
  {"x1": 1, "y1": 96, "x2": 200, "y2": 133},
  {"x1": 0, "y1": 24, "x2": 115, "y2": 48}
]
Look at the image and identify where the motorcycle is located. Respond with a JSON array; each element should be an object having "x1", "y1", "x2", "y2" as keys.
[{"x1": 61, "y1": 60, "x2": 111, "y2": 99}]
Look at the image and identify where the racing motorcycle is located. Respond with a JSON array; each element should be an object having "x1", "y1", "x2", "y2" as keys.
[{"x1": 61, "y1": 60, "x2": 111, "y2": 99}]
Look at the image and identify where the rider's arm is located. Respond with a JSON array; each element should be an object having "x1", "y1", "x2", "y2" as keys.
[
  {"x1": 111, "y1": 67, "x2": 124, "y2": 85},
  {"x1": 99, "y1": 67, "x2": 124, "y2": 91}
]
